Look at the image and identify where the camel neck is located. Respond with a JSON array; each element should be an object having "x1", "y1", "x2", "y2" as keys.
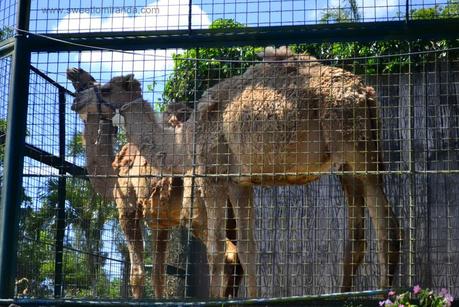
[
  {"x1": 82, "y1": 113, "x2": 117, "y2": 201},
  {"x1": 118, "y1": 99, "x2": 190, "y2": 174}
]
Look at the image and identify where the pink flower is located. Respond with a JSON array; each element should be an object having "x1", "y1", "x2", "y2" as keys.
[
  {"x1": 381, "y1": 299, "x2": 394, "y2": 306},
  {"x1": 444, "y1": 293, "x2": 454, "y2": 306},
  {"x1": 379, "y1": 299, "x2": 392, "y2": 306},
  {"x1": 439, "y1": 288, "x2": 454, "y2": 307},
  {"x1": 441, "y1": 288, "x2": 449, "y2": 296},
  {"x1": 413, "y1": 284, "x2": 421, "y2": 295},
  {"x1": 388, "y1": 290, "x2": 396, "y2": 296}
]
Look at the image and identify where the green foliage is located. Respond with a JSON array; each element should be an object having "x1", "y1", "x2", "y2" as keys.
[
  {"x1": 43, "y1": 177, "x2": 115, "y2": 225},
  {"x1": 294, "y1": 1, "x2": 459, "y2": 74},
  {"x1": 30, "y1": 177, "x2": 119, "y2": 297},
  {"x1": 114, "y1": 129, "x2": 127, "y2": 153},
  {"x1": 0, "y1": 118, "x2": 6, "y2": 133},
  {"x1": 0, "y1": 26, "x2": 13, "y2": 41},
  {"x1": 442, "y1": 0, "x2": 459, "y2": 16},
  {"x1": 165, "y1": 4, "x2": 458, "y2": 108},
  {"x1": 16, "y1": 224, "x2": 54, "y2": 297},
  {"x1": 163, "y1": 19, "x2": 259, "y2": 108},
  {"x1": 15, "y1": 131, "x2": 122, "y2": 297},
  {"x1": 68, "y1": 133, "x2": 85, "y2": 157},
  {"x1": 0, "y1": 118, "x2": 32, "y2": 209}
]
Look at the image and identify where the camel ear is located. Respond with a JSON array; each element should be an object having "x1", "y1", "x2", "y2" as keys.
[
  {"x1": 122, "y1": 74, "x2": 135, "y2": 89},
  {"x1": 123, "y1": 74, "x2": 134, "y2": 82},
  {"x1": 67, "y1": 67, "x2": 97, "y2": 91}
]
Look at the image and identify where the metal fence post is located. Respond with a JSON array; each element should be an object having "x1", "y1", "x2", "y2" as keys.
[
  {"x1": 407, "y1": 44, "x2": 415, "y2": 288},
  {"x1": 54, "y1": 88, "x2": 67, "y2": 298},
  {"x1": 0, "y1": 0, "x2": 31, "y2": 299}
]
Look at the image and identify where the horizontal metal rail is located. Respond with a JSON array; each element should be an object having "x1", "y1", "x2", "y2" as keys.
[
  {"x1": 21, "y1": 236, "x2": 125, "y2": 264},
  {"x1": 0, "y1": 134, "x2": 87, "y2": 178},
  {"x1": 33, "y1": 169, "x2": 459, "y2": 179},
  {"x1": 18, "y1": 19, "x2": 459, "y2": 52},
  {"x1": 21, "y1": 233, "x2": 187, "y2": 278},
  {"x1": 30, "y1": 66, "x2": 74, "y2": 97},
  {"x1": 0, "y1": 37, "x2": 15, "y2": 59},
  {"x1": 0, "y1": 289, "x2": 391, "y2": 306}
]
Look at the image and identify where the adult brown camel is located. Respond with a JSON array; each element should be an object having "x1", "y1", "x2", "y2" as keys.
[
  {"x1": 67, "y1": 68, "x2": 242, "y2": 298},
  {"x1": 68, "y1": 48, "x2": 402, "y2": 298}
]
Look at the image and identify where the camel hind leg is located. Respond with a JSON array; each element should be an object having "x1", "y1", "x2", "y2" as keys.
[
  {"x1": 223, "y1": 200, "x2": 244, "y2": 298},
  {"x1": 206, "y1": 185, "x2": 228, "y2": 298},
  {"x1": 228, "y1": 183, "x2": 258, "y2": 298},
  {"x1": 340, "y1": 148, "x2": 402, "y2": 289},
  {"x1": 183, "y1": 177, "x2": 227, "y2": 298},
  {"x1": 361, "y1": 173, "x2": 401, "y2": 288},
  {"x1": 339, "y1": 174, "x2": 366, "y2": 292}
]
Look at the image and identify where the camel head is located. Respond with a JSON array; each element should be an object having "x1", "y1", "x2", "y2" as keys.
[
  {"x1": 164, "y1": 102, "x2": 192, "y2": 127},
  {"x1": 67, "y1": 68, "x2": 142, "y2": 118}
]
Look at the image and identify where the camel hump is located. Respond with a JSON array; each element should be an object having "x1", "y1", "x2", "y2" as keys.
[
  {"x1": 257, "y1": 46, "x2": 318, "y2": 63},
  {"x1": 257, "y1": 46, "x2": 295, "y2": 61}
]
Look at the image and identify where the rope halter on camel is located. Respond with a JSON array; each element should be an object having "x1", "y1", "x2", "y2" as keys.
[{"x1": 73, "y1": 85, "x2": 118, "y2": 145}]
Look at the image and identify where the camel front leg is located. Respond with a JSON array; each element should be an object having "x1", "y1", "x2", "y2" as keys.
[
  {"x1": 201, "y1": 180, "x2": 228, "y2": 298},
  {"x1": 339, "y1": 174, "x2": 366, "y2": 292},
  {"x1": 340, "y1": 143, "x2": 402, "y2": 289},
  {"x1": 228, "y1": 184, "x2": 258, "y2": 298},
  {"x1": 151, "y1": 228, "x2": 168, "y2": 298},
  {"x1": 116, "y1": 198, "x2": 145, "y2": 298}
]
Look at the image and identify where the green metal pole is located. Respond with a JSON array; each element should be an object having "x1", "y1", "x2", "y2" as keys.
[
  {"x1": 0, "y1": 0, "x2": 31, "y2": 299},
  {"x1": 54, "y1": 88, "x2": 67, "y2": 298}
]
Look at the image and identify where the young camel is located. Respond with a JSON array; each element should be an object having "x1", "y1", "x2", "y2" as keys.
[
  {"x1": 68, "y1": 48, "x2": 402, "y2": 297},
  {"x1": 67, "y1": 68, "x2": 242, "y2": 298}
]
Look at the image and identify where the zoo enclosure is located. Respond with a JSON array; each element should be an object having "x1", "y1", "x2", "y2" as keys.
[{"x1": 1, "y1": 0, "x2": 459, "y2": 304}]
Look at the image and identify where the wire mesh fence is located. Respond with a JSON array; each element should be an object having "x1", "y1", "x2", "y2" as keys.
[
  {"x1": 4, "y1": 45, "x2": 456, "y2": 300},
  {"x1": 1, "y1": 0, "x2": 459, "y2": 304},
  {"x1": 25, "y1": 0, "x2": 458, "y2": 33}
]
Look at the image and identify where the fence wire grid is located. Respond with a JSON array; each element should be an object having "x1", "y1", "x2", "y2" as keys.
[
  {"x1": 1, "y1": 45, "x2": 457, "y2": 300},
  {"x1": 24, "y1": 0, "x2": 458, "y2": 33},
  {"x1": 0, "y1": 0, "x2": 459, "y2": 304}
]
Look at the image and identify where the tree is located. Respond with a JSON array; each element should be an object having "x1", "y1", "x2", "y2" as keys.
[
  {"x1": 321, "y1": 0, "x2": 360, "y2": 22},
  {"x1": 166, "y1": 4, "x2": 458, "y2": 105},
  {"x1": 0, "y1": 27, "x2": 12, "y2": 41},
  {"x1": 14, "y1": 131, "x2": 123, "y2": 298},
  {"x1": 40, "y1": 132, "x2": 119, "y2": 297},
  {"x1": 1, "y1": 118, "x2": 47, "y2": 295},
  {"x1": 294, "y1": 0, "x2": 459, "y2": 74},
  {"x1": 163, "y1": 19, "x2": 259, "y2": 108}
]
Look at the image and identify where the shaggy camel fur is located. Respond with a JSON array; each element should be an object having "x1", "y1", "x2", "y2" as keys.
[
  {"x1": 67, "y1": 68, "x2": 242, "y2": 298},
  {"x1": 69, "y1": 48, "x2": 402, "y2": 297}
]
